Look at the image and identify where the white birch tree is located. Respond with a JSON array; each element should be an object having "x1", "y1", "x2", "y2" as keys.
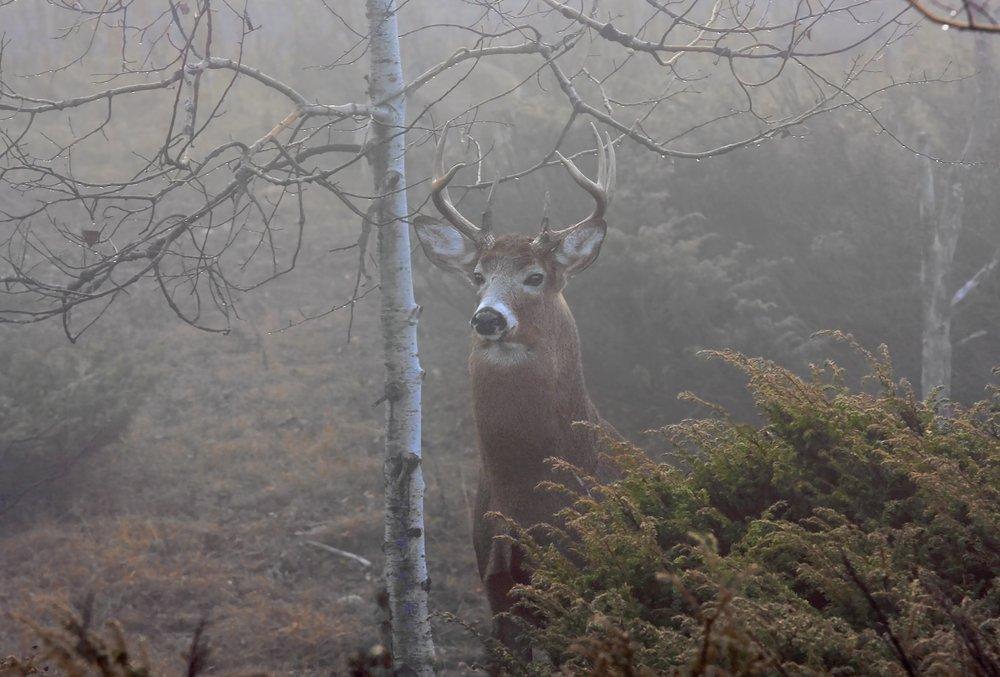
[
  {"x1": 365, "y1": 0, "x2": 434, "y2": 671},
  {"x1": 919, "y1": 34, "x2": 993, "y2": 400}
]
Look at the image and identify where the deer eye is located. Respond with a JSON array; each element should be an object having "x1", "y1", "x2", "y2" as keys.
[
  {"x1": 471, "y1": 272, "x2": 485, "y2": 286},
  {"x1": 524, "y1": 272, "x2": 545, "y2": 287}
]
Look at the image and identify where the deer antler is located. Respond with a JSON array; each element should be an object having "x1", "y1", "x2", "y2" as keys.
[
  {"x1": 538, "y1": 123, "x2": 616, "y2": 244},
  {"x1": 481, "y1": 177, "x2": 500, "y2": 232},
  {"x1": 431, "y1": 123, "x2": 494, "y2": 245}
]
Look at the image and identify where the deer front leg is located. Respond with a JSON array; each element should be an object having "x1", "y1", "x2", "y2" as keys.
[{"x1": 473, "y1": 494, "x2": 533, "y2": 667}]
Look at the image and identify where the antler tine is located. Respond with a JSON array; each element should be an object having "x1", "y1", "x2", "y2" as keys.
[
  {"x1": 431, "y1": 122, "x2": 484, "y2": 242},
  {"x1": 481, "y1": 177, "x2": 499, "y2": 233},
  {"x1": 605, "y1": 130, "x2": 616, "y2": 205},
  {"x1": 552, "y1": 122, "x2": 614, "y2": 231},
  {"x1": 595, "y1": 124, "x2": 607, "y2": 191}
]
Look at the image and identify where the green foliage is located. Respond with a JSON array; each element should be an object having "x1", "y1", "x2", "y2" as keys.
[
  {"x1": 574, "y1": 217, "x2": 807, "y2": 431},
  {"x1": 0, "y1": 323, "x2": 154, "y2": 524},
  {"x1": 508, "y1": 336, "x2": 999, "y2": 675}
]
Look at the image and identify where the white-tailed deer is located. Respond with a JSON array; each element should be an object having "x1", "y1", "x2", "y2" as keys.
[{"x1": 414, "y1": 124, "x2": 618, "y2": 657}]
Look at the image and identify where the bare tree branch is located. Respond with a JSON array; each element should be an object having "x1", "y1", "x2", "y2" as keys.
[{"x1": 905, "y1": 0, "x2": 1000, "y2": 32}]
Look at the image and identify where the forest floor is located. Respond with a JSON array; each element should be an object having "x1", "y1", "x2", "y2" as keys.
[{"x1": 0, "y1": 300, "x2": 491, "y2": 675}]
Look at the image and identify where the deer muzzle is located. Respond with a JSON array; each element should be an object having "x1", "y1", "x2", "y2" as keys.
[{"x1": 471, "y1": 306, "x2": 509, "y2": 339}]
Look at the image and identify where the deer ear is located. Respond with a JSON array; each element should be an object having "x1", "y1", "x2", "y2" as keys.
[
  {"x1": 551, "y1": 219, "x2": 607, "y2": 276},
  {"x1": 413, "y1": 215, "x2": 479, "y2": 274}
]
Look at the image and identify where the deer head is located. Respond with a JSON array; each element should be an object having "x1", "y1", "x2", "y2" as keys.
[{"x1": 414, "y1": 123, "x2": 615, "y2": 357}]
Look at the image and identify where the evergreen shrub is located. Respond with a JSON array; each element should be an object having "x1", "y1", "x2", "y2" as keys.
[{"x1": 506, "y1": 334, "x2": 998, "y2": 675}]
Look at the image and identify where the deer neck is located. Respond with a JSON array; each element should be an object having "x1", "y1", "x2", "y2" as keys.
[{"x1": 468, "y1": 294, "x2": 598, "y2": 484}]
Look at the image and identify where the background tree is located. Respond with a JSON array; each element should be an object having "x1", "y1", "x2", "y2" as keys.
[{"x1": 919, "y1": 33, "x2": 992, "y2": 399}]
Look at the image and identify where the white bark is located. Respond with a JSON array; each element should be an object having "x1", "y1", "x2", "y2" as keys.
[
  {"x1": 365, "y1": 0, "x2": 436, "y2": 673},
  {"x1": 920, "y1": 35, "x2": 989, "y2": 401},
  {"x1": 951, "y1": 247, "x2": 1000, "y2": 307},
  {"x1": 920, "y1": 154, "x2": 958, "y2": 400}
]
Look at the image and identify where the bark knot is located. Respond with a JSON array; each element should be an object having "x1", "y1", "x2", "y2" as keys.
[
  {"x1": 388, "y1": 452, "x2": 422, "y2": 486},
  {"x1": 385, "y1": 380, "x2": 404, "y2": 403}
]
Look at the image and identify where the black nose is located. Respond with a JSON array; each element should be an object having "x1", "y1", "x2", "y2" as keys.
[{"x1": 471, "y1": 308, "x2": 507, "y2": 336}]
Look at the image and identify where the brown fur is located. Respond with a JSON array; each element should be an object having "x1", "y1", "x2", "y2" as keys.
[
  {"x1": 465, "y1": 234, "x2": 616, "y2": 655},
  {"x1": 418, "y1": 128, "x2": 616, "y2": 660}
]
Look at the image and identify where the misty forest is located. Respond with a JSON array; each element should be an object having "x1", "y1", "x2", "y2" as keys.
[{"x1": 0, "y1": 1, "x2": 998, "y2": 675}]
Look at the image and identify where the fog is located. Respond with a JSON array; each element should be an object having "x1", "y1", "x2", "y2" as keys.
[{"x1": 0, "y1": 1, "x2": 997, "y2": 674}]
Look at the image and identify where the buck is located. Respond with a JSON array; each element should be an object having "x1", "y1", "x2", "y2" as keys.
[{"x1": 414, "y1": 124, "x2": 618, "y2": 656}]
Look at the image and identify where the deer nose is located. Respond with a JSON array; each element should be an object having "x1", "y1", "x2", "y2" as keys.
[{"x1": 471, "y1": 307, "x2": 507, "y2": 337}]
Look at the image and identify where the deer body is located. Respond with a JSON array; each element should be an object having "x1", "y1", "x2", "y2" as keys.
[
  {"x1": 469, "y1": 281, "x2": 611, "y2": 647},
  {"x1": 414, "y1": 124, "x2": 617, "y2": 657}
]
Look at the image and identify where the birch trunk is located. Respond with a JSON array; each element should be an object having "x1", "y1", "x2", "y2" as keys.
[
  {"x1": 919, "y1": 137, "x2": 955, "y2": 400},
  {"x1": 366, "y1": 0, "x2": 436, "y2": 672},
  {"x1": 920, "y1": 35, "x2": 989, "y2": 400}
]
